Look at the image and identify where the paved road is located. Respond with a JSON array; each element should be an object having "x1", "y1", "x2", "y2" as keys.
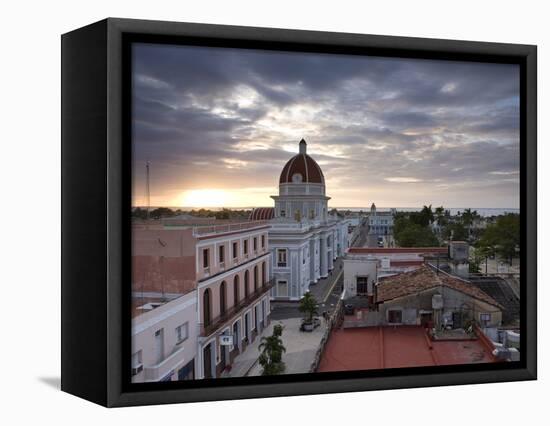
[
  {"x1": 354, "y1": 221, "x2": 370, "y2": 247},
  {"x1": 271, "y1": 258, "x2": 344, "y2": 321}
]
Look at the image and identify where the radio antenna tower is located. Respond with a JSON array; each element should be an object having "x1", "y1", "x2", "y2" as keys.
[{"x1": 146, "y1": 161, "x2": 151, "y2": 220}]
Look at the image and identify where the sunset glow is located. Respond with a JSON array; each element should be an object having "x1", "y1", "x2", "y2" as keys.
[{"x1": 181, "y1": 189, "x2": 230, "y2": 208}]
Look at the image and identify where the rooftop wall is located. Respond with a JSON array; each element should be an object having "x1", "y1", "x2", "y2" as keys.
[{"x1": 132, "y1": 228, "x2": 197, "y2": 296}]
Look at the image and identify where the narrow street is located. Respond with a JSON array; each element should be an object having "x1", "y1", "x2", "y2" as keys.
[{"x1": 270, "y1": 257, "x2": 344, "y2": 321}]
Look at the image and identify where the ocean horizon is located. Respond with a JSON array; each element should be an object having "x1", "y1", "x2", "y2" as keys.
[{"x1": 133, "y1": 206, "x2": 519, "y2": 217}]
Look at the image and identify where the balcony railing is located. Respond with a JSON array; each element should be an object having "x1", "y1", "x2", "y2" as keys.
[{"x1": 200, "y1": 279, "x2": 275, "y2": 337}]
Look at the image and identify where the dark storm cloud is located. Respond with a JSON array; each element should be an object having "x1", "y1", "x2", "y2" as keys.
[{"x1": 132, "y1": 43, "x2": 520, "y2": 207}]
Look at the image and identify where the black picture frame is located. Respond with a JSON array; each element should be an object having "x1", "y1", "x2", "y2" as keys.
[{"x1": 61, "y1": 17, "x2": 537, "y2": 407}]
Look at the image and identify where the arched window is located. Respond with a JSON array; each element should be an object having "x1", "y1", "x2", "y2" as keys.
[
  {"x1": 254, "y1": 265, "x2": 258, "y2": 291},
  {"x1": 244, "y1": 270, "x2": 250, "y2": 299},
  {"x1": 262, "y1": 262, "x2": 266, "y2": 285},
  {"x1": 233, "y1": 275, "x2": 240, "y2": 305},
  {"x1": 203, "y1": 289, "x2": 211, "y2": 327},
  {"x1": 220, "y1": 281, "x2": 226, "y2": 315}
]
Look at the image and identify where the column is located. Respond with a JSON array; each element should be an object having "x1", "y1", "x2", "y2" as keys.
[
  {"x1": 320, "y1": 234, "x2": 328, "y2": 277},
  {"x1": 309, "y1": 238, "x2": 316, "y2": 283},
  {"x1": 328, "y1": 234, "x2": 334, "y2": 271}
]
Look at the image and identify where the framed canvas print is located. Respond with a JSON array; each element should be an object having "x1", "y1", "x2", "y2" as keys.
[{"x1": 61, "y1": 18, "x2": 537, "y2": 407}]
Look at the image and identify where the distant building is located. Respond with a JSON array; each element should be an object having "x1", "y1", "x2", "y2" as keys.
[
  {"x1": 131, "y1": 219, "x2": 273, "y2": 381},
  {"x1": 250, "y1": 139, "x2": 350, "y2": 301},
  {"x1": 367, "y1": 203, "x2": 395, "y2": 237}
]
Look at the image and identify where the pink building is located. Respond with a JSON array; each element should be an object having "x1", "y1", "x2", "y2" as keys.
[{"x1": 131, "y1": 220, "x2": 273, "y2": 381}]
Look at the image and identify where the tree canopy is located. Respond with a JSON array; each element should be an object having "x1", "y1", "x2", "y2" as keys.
[
  {"x1": 299, "y1": 292, "x2": 319, "y2": 323},
  {"x1": 258, "y1": 324, "x2": 286, "y2": 376},
  {"x1": 393, "y1": 206, "x2": 439, "y2": 247},
  {"x1": 477, "y1": 213, "x2": 519, "y2": 264}
]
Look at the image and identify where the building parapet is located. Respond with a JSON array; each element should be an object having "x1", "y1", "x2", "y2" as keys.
[{"x1": 192, "y1": 220, "x2": 269, "y2": 237}]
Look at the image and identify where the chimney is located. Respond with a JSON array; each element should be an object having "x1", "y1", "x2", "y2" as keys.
[{"x1": 299, "y1": 138, "x2": 307, "y2": 154}]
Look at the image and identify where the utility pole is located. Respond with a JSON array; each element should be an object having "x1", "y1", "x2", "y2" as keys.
[{"x1": 146, "y1": 161, "x2": 151, "y2": 220}]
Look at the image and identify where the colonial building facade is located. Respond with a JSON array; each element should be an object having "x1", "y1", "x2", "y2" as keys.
[
  {"x1": 368, "y1": 204, "x2": 395, "y2": 235},
  {"x1": 194, "y1": 221, "x2": 272, "y2": 379},
  {"x1": 251, "y1": 139, "x2": 350, "y2": 301},
  {"x1": 131, "y1": 220, "x2": 273, "y2": 382}
]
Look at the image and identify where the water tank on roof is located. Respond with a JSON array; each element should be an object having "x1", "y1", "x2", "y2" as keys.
[{"x1": 432, "y1": 294, "x2": 444, "y2": 310}]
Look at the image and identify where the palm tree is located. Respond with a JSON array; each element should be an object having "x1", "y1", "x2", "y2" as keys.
[
  {"x1": 299, "y1": 292, "x2": 318, "y2": 323},
  {"x1": 258, "y1": 324, "x2": 286, "y2": 375}
]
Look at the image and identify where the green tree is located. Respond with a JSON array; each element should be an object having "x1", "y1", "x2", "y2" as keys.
[
  {"x1": 434, "y1": 206, "x2": 447, "y2": 226},
  {"x1": 149, "y1": 207, "x2": 175, "y2": 219},
  {"x1": 132, "y1": 207, "x2": 148, "y2": 220},
  {"x1": 258, "y1": 324, "x2": 286, "y2": 375},
  {"x1": 215, "y1": 208, "x2": 231, "y2": 220},
  {"x1": 443, "y1": 221, "x2": 468, "y2": 241},
  {"x1": 469, "y1": 246, "x2": 484, "y2": 273},
  {"x1": 299, "y1": 292, "x2": 318, "y2": 323},
  {"x1": 395, "y1": 223, "x2": 439, "y2": 247},
  {"x1": 474, "y1": 244, "x2": 493, "y2": 274},
  {"x1": 496, "y1": 214, "x2": 520, "y2": 263},
  {"x1": 418, "y1": 205, "x2": 434, "y2": 227},
  {"x1": 478, "y1": 213, "x2": 519, "y2": 264}
]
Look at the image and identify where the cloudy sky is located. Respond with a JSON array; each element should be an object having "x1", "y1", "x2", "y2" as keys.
[{"x1": 132, "y1": 43, "x2": 520, "y2": 209}]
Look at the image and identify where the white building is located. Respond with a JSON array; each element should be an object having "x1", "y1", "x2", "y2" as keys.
[
  {"x1": 132, "y1": 291, "x2": 198, "y2": 382},
  {"x1": 251, "y1": 139, "x2": 350, "y2": 301},
  {"x1": 342, "y1": 247, "x2": 449, "y2": 301},
  {"x1": 368, "y1": 203, "x2": 395, "y2": 237}
]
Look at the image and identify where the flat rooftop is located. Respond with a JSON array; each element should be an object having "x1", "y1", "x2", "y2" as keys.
[
  {"x1": 347, "y1": 247, "x2": 448, "y2": 254},
  {"x1": 133, "y1": 219, "x2": 269, "y2": 237},
  {"x1": 317, "y1": 326, "x2": 496, "y2": 372},
  {"x1": 131, "y1": 292, "x2": 182, "y2": 319}
]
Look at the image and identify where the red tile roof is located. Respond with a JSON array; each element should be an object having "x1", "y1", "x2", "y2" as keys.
[
  {"x1": 389, "y1": 260, "x2": 425, "y2": 267},
  {"x1": 248, "y1": 207, "x2": 274, "y2": 221},
  {"x1": 376, "y1": 265, "x2": 501, "y2": 308}
]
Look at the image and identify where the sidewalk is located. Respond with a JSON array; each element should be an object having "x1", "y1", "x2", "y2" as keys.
[{"x1": 224, "y1": 317, "x2": 329, "y2": 377}]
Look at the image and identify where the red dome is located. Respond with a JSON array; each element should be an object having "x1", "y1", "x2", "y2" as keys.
[{"x1": 279, "y1": 139, "x2": 325, "y2": 184}]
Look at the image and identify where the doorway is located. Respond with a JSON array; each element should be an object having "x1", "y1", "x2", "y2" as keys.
[
  {"x1": 219, "y1": 340, "x2": 227, "y2": 370},
  {"x1": 233, "y1": 321, "x2": 240, "y2": 351},
  {"x1": 244, "y1": 312, "x2": 250, "y2": 342},
  {"x1": 420, "y1": 312, "x2": 433, "y2": 328},
  {"x1": 203, "y1": 343, "x2": 213, "y2": 379}
]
